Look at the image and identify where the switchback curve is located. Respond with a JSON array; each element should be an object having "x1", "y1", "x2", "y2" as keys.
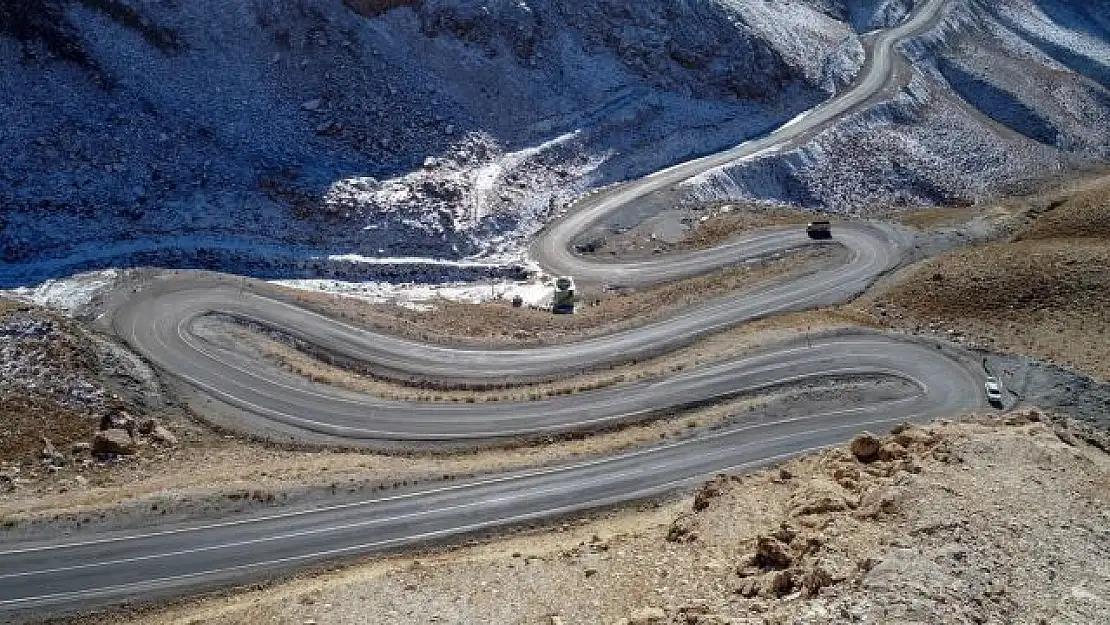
[{"x1": 0, "y1": 0, "x2": 971, "y2": 618}]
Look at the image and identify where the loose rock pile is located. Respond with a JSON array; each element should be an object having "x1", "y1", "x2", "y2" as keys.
[
  {"x1": 668, "y1": 422, "x2": 952, "y2": 604},
  {"x1": 0, "y1": 302, "x2": 177, "y2": 493},
  {"x1": 91, "y1": 413, "x2": 177, "y2": 458}
]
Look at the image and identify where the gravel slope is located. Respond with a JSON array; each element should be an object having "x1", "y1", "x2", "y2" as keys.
[
  {"x1": 71, "y1": 416, "x2": 1110, "y2": 625},
  {"x1": 863, "y1": 174, "x2": 1110, "y2": 381}
]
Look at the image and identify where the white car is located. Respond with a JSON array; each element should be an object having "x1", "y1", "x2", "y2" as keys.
[{"x1": 984, "y1": 377, "x2": 1004, "y2": 405}]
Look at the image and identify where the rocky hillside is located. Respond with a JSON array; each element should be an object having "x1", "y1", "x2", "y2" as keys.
[
  {"x1": 89, "y1": 415, "x2": 1110, "y2": 625},
  {"x1": 681, "y1": 0, "x2": 1110, "y2": 212},
  {"x1": 0, "y1": 296, "x2": 182, "y2": 497},
  {"x1": 864, "y1": 174, "x2": 1110, "y2": 380},
  {"x1": 0, "y1": 0, "x2": 858, "y2": 286},
  {"x1": 1, "y1": 0, "x2": 1107, "y2": 286}
]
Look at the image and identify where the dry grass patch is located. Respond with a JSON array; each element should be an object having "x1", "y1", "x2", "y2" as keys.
[
  {"x1": 257, "y1": 245, "x2": 844, "y2": 347},
  {"x1": 0, "y1": 395, "x2": 95, "y2": 462},
  {"x1": 884, "y1": 241, "x2": 1110, "y2": 317},
  {"x1": 1017, "y1": 182, "x2": 1110, "y2": 241},
  {"x1": 871, "y1": 241, "x2": 1110, "y2": 380},
  {"x1": 0, "y1": 297, "x2": 20, "y2": 314},
  {"x1": 860, "y1": 175, "x2": 1110, "y2": 380},
  {"x1": 212, "y1": 307, "x2": 866, "y2": 401},
  {"x1": 895, "y1": 204, "x2": 979, "y2": 230},
  {"x1": 0, "y1": 301, "x2": 109, "y2": 461}
]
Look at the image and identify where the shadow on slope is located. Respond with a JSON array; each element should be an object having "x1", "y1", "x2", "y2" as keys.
[
  {"x1": 0, "y1": 0, "x2": 833, "y2": 289},
  {"x1": 937, "y1": 59, "x2": 1061, "y2": 146},
  {"x1": 1032, "y1": 0, "x2": 1110, "y2": 40}
]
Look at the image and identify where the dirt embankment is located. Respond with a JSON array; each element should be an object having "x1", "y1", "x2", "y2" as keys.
[
  {"x1": 257, "y1": 244, "x2": 844, "y2": 347},
  {"x1": 583, "y1": 202, "x2": 815, "y2": 259},
  {"x1": 0, "y1": 300, "x2": 103, "y2": 462},
  {"x1": 858, "y1": 176, "x2": 1110, "y2": 380},
  {"x1": 0, "y1": 298, "x2": 209, "y2": 518},
  {"x1": 0, "y1": 298, "x2": 181, "y2": 463},
  {"x1": 76, "y1": 415, "x2": 1110, "y2": 625}
]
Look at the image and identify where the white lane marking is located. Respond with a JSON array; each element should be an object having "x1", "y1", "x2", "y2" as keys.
[
  {"x1": 160, "y1": 325, "x2": 929, "y2": 437},
  {"x1": 179, "y1": 312, "x2": 919, "y2": 410},
  {"x1": 4, "y1": 0, "x2": 959, "y2": 608},
  {"x1": 0, "y1": 413, "x2": 923, "y2": 608},
  {"x1": 0, "y1": 394, "x2": 923, "y2": 559},
  {"x1": 1, "y1": 417, "x2": 853, "y2": 580}
]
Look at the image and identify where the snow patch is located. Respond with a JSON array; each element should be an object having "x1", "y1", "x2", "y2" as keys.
[
  {"x1": 321, "y1": 130, "x2": 602, "y2": 249},
  {"x1": 271, "y1": 276, "x2": 556, "y2": 311},
  {"x1": 4, "y1": 270, "x2": 119, "y2": 313}
]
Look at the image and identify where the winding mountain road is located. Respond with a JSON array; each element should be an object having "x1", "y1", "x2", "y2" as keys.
[{"x1": 0, "y1": 0, "x2": 970, "y2": 618}]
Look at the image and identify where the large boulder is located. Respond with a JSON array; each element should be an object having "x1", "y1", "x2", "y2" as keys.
[
  {"x1": 151, "y1": 425, "x2": 178, "y2": 446},
  {"x1": 92, "y1": 429, "x2": 136, "y2": 456},
  {"x1": 628, "y1": 607, "x2": 666, "y2": 625},
  {"x1": 850, "y1": 432, "x2": 882, "y2": 461}
]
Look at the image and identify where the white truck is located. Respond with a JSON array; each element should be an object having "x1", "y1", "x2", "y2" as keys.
[{"x1": 984, "y1": 377, "x2": 1004, "y2": 406}]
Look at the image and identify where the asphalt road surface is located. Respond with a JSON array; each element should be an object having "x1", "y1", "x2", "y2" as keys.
[
  {"x1": 113, "y1": 223, "x2": 904, "y2": 399},
  {"x1": 0, "y1": 0, "x2": 969, "y2": 618},
  {"x1": 0, "y1": 341, "x2": 979, "y2": 615}
]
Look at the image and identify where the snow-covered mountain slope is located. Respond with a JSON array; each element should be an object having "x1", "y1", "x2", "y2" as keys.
[
  {"x1": 1, "y1": 0, "x2": 871, "y2": 285},
  {"x1": 1, "y1": 0, "x2": 1106, "y2": 286},
  {"x1": 681, "y1": 0, "x2": 1110, "y2": 211}
]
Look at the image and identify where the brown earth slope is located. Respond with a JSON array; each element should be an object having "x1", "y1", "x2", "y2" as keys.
[
  {"x1": 85, "y1": 415, "x2": 1110, "y2": 625},
  {"x1": 0, "y1": 300, "x2": 133, "y2": 462},
  {"x1": 0, "y1": 298, "x2": 204, "y2": 512},
  {"x1": 259, "y1": 244, "x2": 842, "y2": 347},
  {"x1": 861, "y1": 175, "x2": 1110, "y2": 380}
]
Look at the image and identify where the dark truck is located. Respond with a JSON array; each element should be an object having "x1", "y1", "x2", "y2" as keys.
[
  {"x1": 806, "y1": 220, "x2": 832, "y2": 239},
  {"x1": 552, "y1": 276, "x2": 577, "y2": 314}
]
